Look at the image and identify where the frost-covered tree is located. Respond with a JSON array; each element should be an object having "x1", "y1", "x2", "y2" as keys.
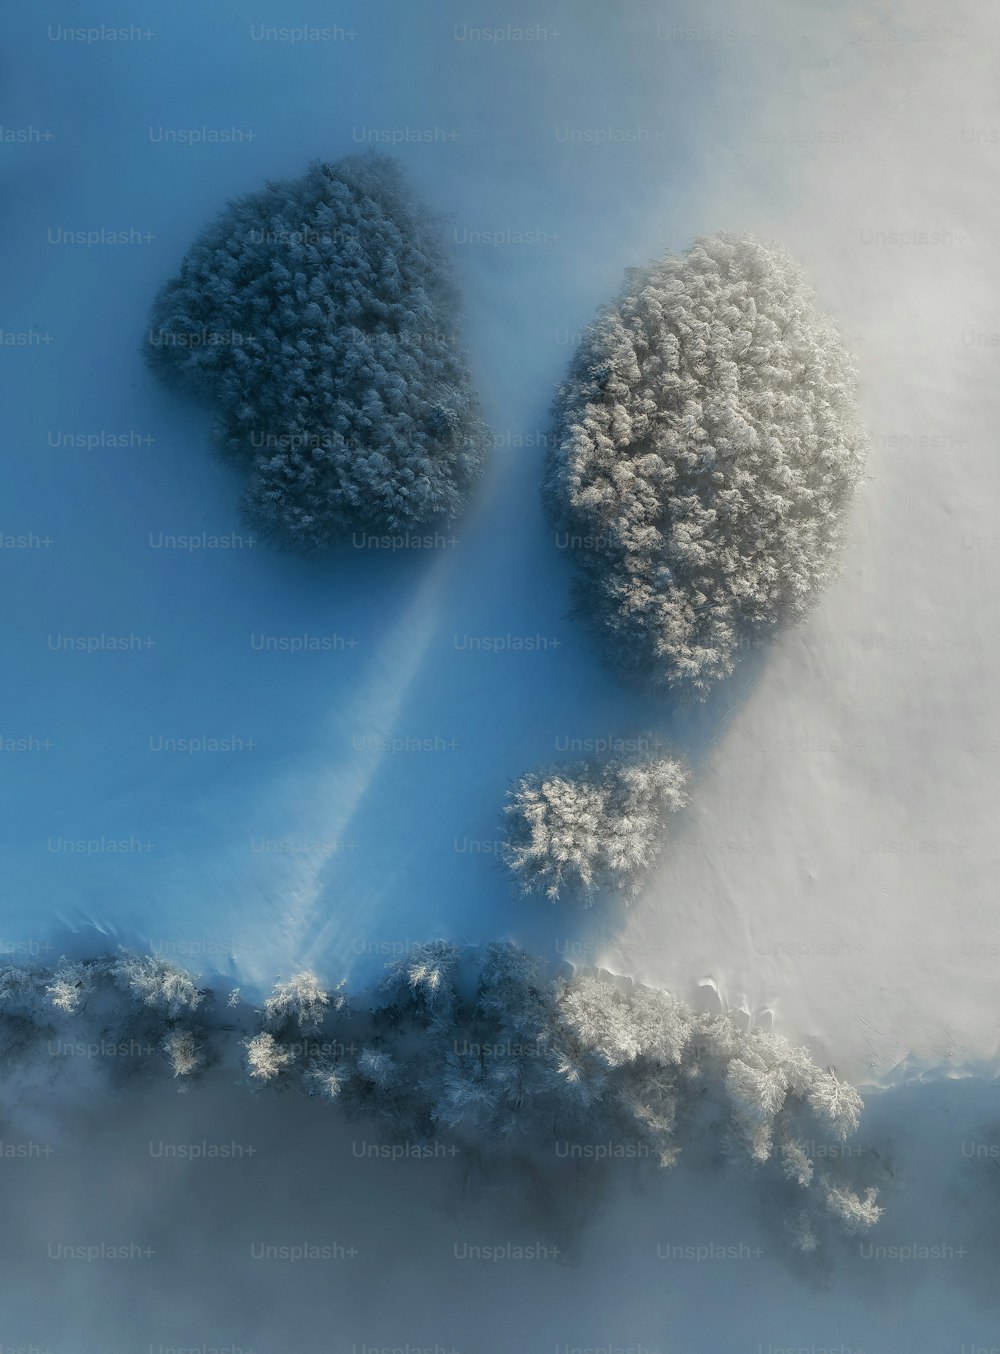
[
  {"x1": 263, "y1": 971, "x2": 341, "y2": 1035},
  {"x1": 0, "y1": 965, "x2": 52, "y2": 1022},
  {"x1": 806, "y1": 1066, "x2": 864, "y2": 1140},
  {"x1": 787, "y1": 1208, "x2": 819, "y2": 1254},
  {"x1": 433, "y1": 944, "x2": 558, "y2": 1141},
  {"x1": 109, "y1": 951, "x2": 203, "y2": 1019},
  {"x1": 820, "y1": 1180, "x2": 883, "y2": 1234},
  {"x1": 376, "y1": 941, "x2": 460, "y2": 1028},
  {"x1": 45, "y1": 958, "x2": 90, "y2": 1015},
  {"x1": 780, "y1": 1137, "x2": 815, "y2": 1188},
  {"x1": 162, "y1": 1028, "x2": 205, "y2": 1079},
  {"x1": 555, "y1": 973, "x2": 692, "y2": 1071},
  {"x1": 318, "y1": 938, "x2": 880, "y2": 1245},
  {"x1": 353, "y1": 943, "x2": 462, "y2": 1135},
  {"x1": 146, "y1": 154, "x2": 488, "y2": 550},
  {"x1": 0, "y1": 965, "x2": 57, "y2": 1068},
  {"x1": 301, "y1": 1056, "x2": 345, "y2": 1103},
  {"x1": 242, "y1": 1031, "x2": 293, "y2": 1084},
  {"x1": 503, "y1": 748, "x2": 688, "y2": 901},
  {"x1": 724, "y1": 1046, "x2": 800, "y2": 1163},
  {"x1": 356, "y1": 1045, "x2": 397, "y2": 1092},
  {"x1": 546, "y1": 232, "x2": 867, "y2": 695}
]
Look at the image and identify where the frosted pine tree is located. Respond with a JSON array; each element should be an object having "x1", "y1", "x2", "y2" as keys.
[
  {"x1": 109, "y1": 951, "x2": 203, "y2": 1018},
  {"x1": 243, "y1": 1031, "x2": 293, "y2": 1084},
  {"x1": 162, "y1": 1028, "x2": 205, "y2": 1078},
  {"x1": 45, "y1": 958, "x2": 90, "y2": 1015},
  {"x1": 821, "y1": 1181, "x2": 883, "y2": 1233},
  {"x1": 263, "y1": 971, "x2": 342, "y2": 1035}
]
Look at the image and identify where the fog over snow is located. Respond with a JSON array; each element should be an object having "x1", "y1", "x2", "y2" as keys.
[{"x1": 0, "y1": 1068, "x2": 997, "y2": 1353}]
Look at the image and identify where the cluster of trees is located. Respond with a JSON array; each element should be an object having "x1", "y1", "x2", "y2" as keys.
[
  {"x1": 146, "y1": 154, "x2": 488, "y2": 551},
  {"x1": 247, "y1": 943, "x2": 882, "y2": 1250},
  {"x1": 545, "y1": 232, "x2": 867, "y2": 696},
  {"x1": 502, "y1": 745, "x2": 688, "y2": 902},
  {"x1": 0, "y1": 944, "x2": 879, "y2": 1251},
  {"x1": 0, "y1": 951, "x2": 209, "y2": 1095}
]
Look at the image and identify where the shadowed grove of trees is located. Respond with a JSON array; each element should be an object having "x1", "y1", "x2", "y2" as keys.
[
  {"x1": 146, "y1": 154, "x2": 489, "y2": 552},
  {"x1": 0, "y1": 944, "x2": 880, "y2": 1255}
]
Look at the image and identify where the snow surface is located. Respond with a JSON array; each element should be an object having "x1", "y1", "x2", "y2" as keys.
[{"x1": 3, "y1": 0, "x2": 997, "y2": 1085}]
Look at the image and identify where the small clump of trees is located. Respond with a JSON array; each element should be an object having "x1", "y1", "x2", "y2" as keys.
[
  {"x1": 502, "y1": 744, "x2": 689, "y2": 902},
  {"x1": 0, "y1": 950, "x2": 210, "y2": 1095}
]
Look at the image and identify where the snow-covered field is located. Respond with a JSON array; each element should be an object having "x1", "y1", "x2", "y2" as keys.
[
  {"x1": 2, "y1": 0, "x2": 998, "y2": 1344},
  {"x1": 4, "y1": 0, "x2": 995, "y2": 1084},
  {"x1": 610, "y1": 0, "x2": 1000, "y2": 1086}
]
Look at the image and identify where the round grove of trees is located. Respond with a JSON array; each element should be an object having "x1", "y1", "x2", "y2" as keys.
[
  {"x1": 546, "y1": 232, "x2": 867, "y2": 696},
  {"x1": 147, "y1": 154, "x2": 488, "y2": 552}
]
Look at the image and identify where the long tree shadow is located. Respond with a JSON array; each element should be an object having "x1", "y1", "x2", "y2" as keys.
[{"x1": 294, "y1": 385, "x2": 785, "y2": 989}]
